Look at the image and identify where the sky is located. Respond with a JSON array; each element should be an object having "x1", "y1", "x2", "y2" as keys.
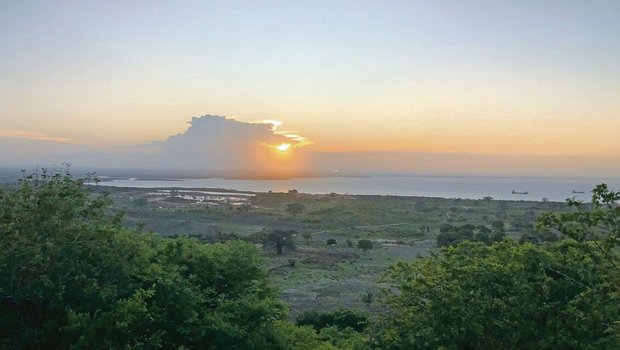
[{"x1": 1, "y1": 1, "x2": 619, "y2": 177}]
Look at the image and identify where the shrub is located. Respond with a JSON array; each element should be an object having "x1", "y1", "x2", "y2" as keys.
[
  {"x1": 0, "y1": 169, "x2": 289, "y2": 349},
  {"x1": 357, "y1": 239, "x2": 373, "y2": 252},
  {"x1": 296, "y1": 308, "x2": 369, "y2": 332}
]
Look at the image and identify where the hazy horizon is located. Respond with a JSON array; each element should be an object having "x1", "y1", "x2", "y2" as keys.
[{"x1": 1, "y1": 115, "x2": 619, "y2": 179}]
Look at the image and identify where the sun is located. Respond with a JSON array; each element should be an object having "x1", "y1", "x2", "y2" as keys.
[{"x1": 276, "y1": 143, "x2": 291, "y2": 152}]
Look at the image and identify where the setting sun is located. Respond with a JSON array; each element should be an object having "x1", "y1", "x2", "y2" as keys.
[{"x1": 276, "y1": 143, "x2": 291, "y2": 152}]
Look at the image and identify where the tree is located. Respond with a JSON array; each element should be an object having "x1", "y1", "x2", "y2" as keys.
[
  {"x1": 373, "y1": 240, "x2": 619, "y2": 349},
  {"x1": 438, "y1": 223, "x2": 507, "y2": 247},
  {"x1": 267, "y1": 321, "x2": 337, "y2": 350},
  {"x1": 0, "y1": 169, "x2": 294, "y2": 349},
  {"x1": 490, "y1": 230, "x2": 506, "y2": 242},
  {"x1": 286, "y1": 202, "x2": 306, "y2": 216},
  {"x1": 357, "y1": 239, "x2": 373, "y2": 253},
  {"x1": 473, "y1": 231, "x2": 491, "y2": 244},
  {"x1": 296, "y1": 308, "x2": 369, "y2": 332},
  {"x1": 537, "y1": 183, "x2": 619, "y2": 271},
  {"x1": 265, "y1": 229, "x2": 296, "y2": 255},
  {"x1": 436, "y1": 231, "x2": 460, "y2": 247},
  {"x1": 491, "y1": 220, "x2": 505, "y2": 232},
  {"x1": 317, "y1": 326, "x2": 366, "y2": 349},
  {"x1": 518, "y1": 231, "x2": 559, "y2": 245},
  {"x1": 374, "y1": 184, "x2": 620, "y2": 349},
  {"x1": 490, "y1": 220, "x2": 507, "y2": 243}
]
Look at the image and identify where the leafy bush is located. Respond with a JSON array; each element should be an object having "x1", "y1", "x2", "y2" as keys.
[
  {"x1": 286, "y1": 202, "x2": 306, "y2": 216},
  {"x1": 357, "y1": 239, "x2": 372, "y2": 252},
  {"x1": 437, "y1": 223, "x2": 503, "y2": 247},
  {"x1": 296, "y1": 308, "x2": 369, "y2": 333},
  {"x1": 374, "y1": 240, "x2": 619, "y2": 349},
  {"x1": 0, "y1": 169, "x2": 291, "y2": 349},
  {"x1": 375, "y1": 185, "x2": 620, "y2": 350}
]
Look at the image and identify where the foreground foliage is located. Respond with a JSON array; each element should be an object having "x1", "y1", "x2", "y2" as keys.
[
  {"x1": 372, "y1": 184, "x2": 620, "y2": 349},
  {"x1": 537, "y1": 183, "x2": 620, "y2": 272},
  {"x1": 374, "y1": 240, "x2": 618, "y2": 349},
  {"x1": 296, "y1": 308, "x2": 369, "y2": 333},
  {"x1": 0, "y1": 170, "x2": 334, "y2": 349}
]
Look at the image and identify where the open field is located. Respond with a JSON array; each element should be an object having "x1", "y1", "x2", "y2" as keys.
[{"x1": 96, "y1": 185, "x2": 563, "y2": 315}]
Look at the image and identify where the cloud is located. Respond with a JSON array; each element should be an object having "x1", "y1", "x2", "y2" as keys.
[
  {"x1": 256, "y1": 119, "x2": 312, "y2": 148},
  {"x1": 151, "y1": 115, "x2": 309, "y2": 173},
  {"x1": 0, "y1": 129, "x2": 76, "y2": 143}
]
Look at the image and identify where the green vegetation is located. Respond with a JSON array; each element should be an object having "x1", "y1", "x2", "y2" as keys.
[
  {"x1": 104, "y1": 186, "x2": 547, "y2": 313},
  {"x1": 357, "y1": 239, "x2": 373, "y2": 252},
  {"x1": 436, "y1": 223, "x2": 505, "y2": 247},
  {"x1": 1, "y1": 169, "x2": 618, "y2": 348},
  {"x1": 296, "y1": 308, "x2": 369, "y2": 332},
  {"x1": 538, "y1": 183, "x2": 620, "y2": 266},
  {"x1": 254, "y1": 229, "x2": 297, "y2": 255},
  {"x1": 374, "y1": 240, "x2": 618, "y2": 349},
  {"x1": 0, "y1": 170, "x2": 335, "y2": 349},
  {"x1": 373, "y1": 184, "x2": 620, "y2": 349},
  {"x1": 286, "y1": 202, "x2": 306, "y2": 216}
]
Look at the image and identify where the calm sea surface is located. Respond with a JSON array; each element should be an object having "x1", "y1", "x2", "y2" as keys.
[{"x1": 101, "y1": 176, "x2": 620, "y2": 202}]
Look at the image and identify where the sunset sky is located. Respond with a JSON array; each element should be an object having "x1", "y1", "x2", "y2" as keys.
[{"x1": 1, "y1": 1, "x2": 619, "y2": 176}]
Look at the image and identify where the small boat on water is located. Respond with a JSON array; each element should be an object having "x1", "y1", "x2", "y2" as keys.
[
  {"x1": 511, "y1": 189, "x2": 528, "y2": 195},
  {"x1": 572, "y1": 190, "x2": 585, "y2": 194}
]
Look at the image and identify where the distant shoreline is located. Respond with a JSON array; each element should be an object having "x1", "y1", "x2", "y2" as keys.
[
  {"x1": 93, "y1": 173, "x2": 620, "y2": 182},
  {"x1": 91, "y1": 175, "x2": 620, "y2": 203}
]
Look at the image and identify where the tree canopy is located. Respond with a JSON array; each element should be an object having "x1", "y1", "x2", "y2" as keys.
[
  {"x1": 296, "y1": 308, "x2": 369, "y2": 333},
  {"x1": 357, "y1": 239, "x2": 373, "y2": 253},
  {"x1": 373, "y1": 240, "x2": 619, "y2": 349},
  {"x1": 264, "y1": 229, "x2": 297, "y2": 255},
  {"x1": 0, "y1": 169, "x2": 322, "y2": 349},
  {"x1": 372, "y1": 184, "x2": 620, "y2": 349}
]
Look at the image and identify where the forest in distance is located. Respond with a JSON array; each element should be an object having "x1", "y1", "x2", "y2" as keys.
[{"x1": 1, "y1": 167, "x2": 618, "y2": 349}]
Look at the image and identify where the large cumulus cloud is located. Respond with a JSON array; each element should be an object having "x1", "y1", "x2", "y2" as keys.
[{"x1": 151, "y1": 115, "x2": 308, "y2": 173}]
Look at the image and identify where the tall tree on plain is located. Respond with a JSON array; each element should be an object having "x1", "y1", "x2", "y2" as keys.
[{"x1": 266, "y1": 230, "x2": 296, "y2": 255}]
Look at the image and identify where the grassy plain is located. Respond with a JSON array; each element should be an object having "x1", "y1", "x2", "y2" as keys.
[{"x1": 95, "y1": 186, "x2": 561, "y2": 315}]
